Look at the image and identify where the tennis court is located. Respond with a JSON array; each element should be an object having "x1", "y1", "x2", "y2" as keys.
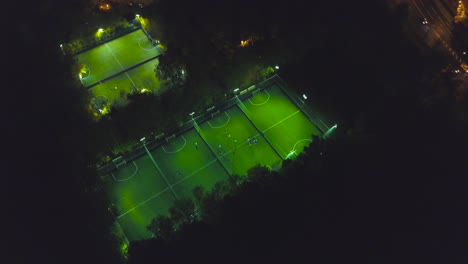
[
  {"x1": 90, "y1": 58, "x2": 161, "y2": 106},
  {"x1": 76, "y1": 29, "x2": 160, "y2": 87},
  {"x1": 105, "y1": 80, "x2": 324, "y2": 241}
]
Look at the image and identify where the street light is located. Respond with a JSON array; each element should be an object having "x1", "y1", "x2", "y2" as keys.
[
  {"x1": 275, "y1": 65, "x2": 279, "y2": 70},
  {"x1": 140, "y1": 137, "x2": 146, "y2": 142},
  {"x1": 189, "y1": 112, "x2": 195, "y2": 120},
  {"x1": 302, "y1": 94, "x2": 308, "y2": 100},
  {"x1": 98, "y1": 28, "x2": 104, "y2": 32},
  {"x1": 233, "y1": 88, "x2": 239, "y2": 93}
]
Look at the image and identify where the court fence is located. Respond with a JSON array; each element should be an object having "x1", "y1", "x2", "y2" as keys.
[
  {"x1": 96, "y1": 74, "x2": 327, "y2": 176},
  {"x1": 65, "y1": 23, "x2": 142, "y2": 56},
  {"x1": 273, "y1": 76, "x2": 330, "y2": 134}
]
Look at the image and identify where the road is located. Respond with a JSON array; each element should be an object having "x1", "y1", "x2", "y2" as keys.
[{"x1": 389, "y1": 0, "x2": 467, "y2": 68}]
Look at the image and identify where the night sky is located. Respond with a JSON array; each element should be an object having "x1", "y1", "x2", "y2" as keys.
[{"x1": 8, "y1": 0, "x2": 467, "y2": 263}]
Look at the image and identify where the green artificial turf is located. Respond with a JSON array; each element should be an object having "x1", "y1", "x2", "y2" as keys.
[
  {"x1": 76, "y1": 29, "x2": 160, "y2": 87},
  {"x1": 198, "y1": 106, "x2": 282, "y2": 175},
  {"x1": 107, "y1": 154, "x2": 175, "y2": 241},
  {"x1": 105, "y1": 81, "x2": 323, "y2": 241},
  {"x1": 90, "y1": 58, "x2": 160, "y2": 106}
]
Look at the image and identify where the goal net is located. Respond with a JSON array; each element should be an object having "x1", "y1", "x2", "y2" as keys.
[{"x1": 112, "y1": 156, "x2": 127, "y2": 169}]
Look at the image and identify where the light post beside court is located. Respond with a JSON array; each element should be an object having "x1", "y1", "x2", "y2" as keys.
[
  {"x1": 323, "y1": 124, "x2": 338, "y2": 139},
  {"x1": 140, "y1": 137, "x2": 148, "y2": 152},
  {"x1": 59, "y1": 44, "x2": 65, "y2": 55},
  {"x1": 233, "y1": 88, "x2": 240, "y2": 101}
]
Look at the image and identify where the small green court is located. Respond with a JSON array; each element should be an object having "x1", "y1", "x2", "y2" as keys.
[
  {"x1": 107, "y1": 154, "x2": 175, "y2": 241},
  {"x1": 76, "y1": 29, "x2": 160, "y2": 87},
  {"x1": 89, "y1": 58, "x2": 161, "y2": 106},
  {"x1": 149, "y1": 129, "x2": 230, "y2": 198},
  {"x1": 197, "y1": 106, "x2": 282, "y2": 175},
  {"x1": 240, "y1": 85, "x2": 322, "y2": 159},
  {"x1": 105, "y1": 80, "x2": 325, "y2": 241}
]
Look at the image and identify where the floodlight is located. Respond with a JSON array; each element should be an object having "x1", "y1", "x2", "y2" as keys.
[
  {"x1": 302, "y1": 94, "x2": 308, "y2": 100},
  {"x1": 275, "y1": 65, "x2": 279, "y2": 69},
  {"x1": 60, "y1": 44, "x2": 63, "y2": 47},
  {"x1": 136, "y1": 14, "x2": 140, "y2": 18},
  {"x1": 98, "y1": 28, "x2": 104, "y2": 32}
]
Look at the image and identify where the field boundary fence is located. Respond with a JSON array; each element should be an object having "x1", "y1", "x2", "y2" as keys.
[
  {"x1": 67, "y1": 25, "x2": 142, "y2": 56},
  {"x1": 273, "y1": 75, "x2": 330, "y2": 135}
]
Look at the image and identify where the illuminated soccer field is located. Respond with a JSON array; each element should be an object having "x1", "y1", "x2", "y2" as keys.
[
  {"x1": 105, "y1": 81, "x2": 323, "y2": 241},
  {"x1": 106, "y1": 155, "x2": 176, "y2": 241},
  {"x1": 240, "y1": 85, "x2": 322, "y2": 159},
  {"x1": 76, "y1": 29, "x2": 160, "y2": 87},
  {"x1": 89, "y1": 58, "x2": 161, "y2": 106},
  {"x1": 197, "y1": 106, "x2": 282, "y2": 175}
]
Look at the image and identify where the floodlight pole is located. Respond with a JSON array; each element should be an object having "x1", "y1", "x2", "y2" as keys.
[
  {"x1": 140, "y1": 137, "x2": 149, "y2": 151},
  {"x1": 59, "y1": 44, "x2": 65, "y2": 55},
  {"x1": 233, "y1": 88, "x2": 240, "y2": 102},
  {"x1": 323, "y1": 124, "x2": 338, "y2": 139}
]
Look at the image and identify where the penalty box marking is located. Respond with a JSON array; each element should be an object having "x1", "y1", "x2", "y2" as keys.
[
  {"x1": 207, "y1": 112, "x2": 231, "y2": 128},
  {"x1": 248, "y1": 89, "x2": 270, "y2": 106},
  {"x1": 138, "y1": 37, "x2": 157, "y2": 51},
  {"x1": 111, "y1": 161, "x2": 139, "y2": 181},
  {"x1": 162, "y1": 135, "x2": 187, "y2": 153}
]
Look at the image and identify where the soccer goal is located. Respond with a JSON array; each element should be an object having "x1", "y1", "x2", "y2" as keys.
[
  {"x1": 211, "y1": 110, "x2": 221, "y2": 118},
  {"x1": 112, "y1": 156, "x2": 127, "y2": 169}
]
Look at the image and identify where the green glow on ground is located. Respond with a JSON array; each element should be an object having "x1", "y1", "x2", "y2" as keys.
[
  {"x1": 76, "y1": 29, "x2": 160, "y2": 87},
  {"x1": 199, "y1": 106, "x2": 282, "y2": 175},
  {"x1": 120, "y1": 242, "x2": 129, "y2": 260},
  {"x1": 90, "y1": 58, "x2": 161, "y2": 107},
  {"x1": 106, "y1": 83, "x2": 322, "y2": 241}
]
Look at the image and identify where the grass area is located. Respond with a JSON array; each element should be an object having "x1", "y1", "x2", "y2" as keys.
[
  {"x1": 76, "y1": 29, "x2": 160, "y2": 87},
  {"x1": 105, "y1": 81, "x2": 323, "y2": 241},
  {"x1": 90, "y1": 58, "x2": 160, "y2": 107}
]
